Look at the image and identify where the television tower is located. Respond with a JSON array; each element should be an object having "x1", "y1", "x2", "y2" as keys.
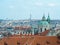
[{"x1": 29, "y1": 13, "x2": 32, "y2": 27}]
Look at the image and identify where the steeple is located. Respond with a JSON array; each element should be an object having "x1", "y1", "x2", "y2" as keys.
[
  {"x1": 47, "y1": 13, "x2": 50, "y2": 23},
  {"x1": 42, "y1": 14, "x2": 46, "y2": 21}
]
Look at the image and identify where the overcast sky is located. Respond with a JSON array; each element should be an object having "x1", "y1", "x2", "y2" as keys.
[{"x1": 0, "y1": 0, "x2": 60, "y2": 20}]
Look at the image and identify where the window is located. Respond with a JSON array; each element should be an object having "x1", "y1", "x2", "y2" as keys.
[
  {"x1": 57, "y1": 36, "x2": 60, "y2": 40},
  {"x1": 26, "y1": 32, "x2": 27, "y2": 34},
  {"x1": 45, "y1": 28, "x2": 46, "y2": 31},
  {"x1": 46, "y1": 41, "x2": 50, "y2": 44},
  {"x1": 36, "y1": 43, "x2": 40, "y2": 45},
  {"x1": 17, "y1": 32, "x2": 19, "y2": 34},
  {"x1": 26, "y1": 44, "x2": 27, "y2": 45},
  {"x1": 17, "y1": 42, "x2": 20, "y2": 45},
  {"x1": 4, "y1": 42, "x2": 8, "y2": 45},
  {"x1": 57, "y1": 41, "x2": 60, "y2": 44},
  {"x1": 40, "y1": 28, "x2": 42, "y2": 32}
]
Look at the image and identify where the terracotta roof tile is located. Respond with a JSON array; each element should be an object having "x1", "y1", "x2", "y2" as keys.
[
  {"x1": 14, "y1": 26, "x2": 31, "y2": 30},
  {"x1": 39, "y1": 30, "x2": 50, "y2": 36},
  {"x1": 0, "y1": 35, "x2": 60, "y2": 45}
]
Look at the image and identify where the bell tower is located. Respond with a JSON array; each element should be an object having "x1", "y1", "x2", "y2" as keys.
[
  {"x1": 47, "y1": 13, "x2": 50, "y2": 23},
  {"x1": 42, "y1": 14, "x2": 46, "y2": 21}
]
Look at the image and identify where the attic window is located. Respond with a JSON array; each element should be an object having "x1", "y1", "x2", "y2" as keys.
[
  {"x1": 4, "y1": 42, "x2": 8, "y2": 45},
  {"x1": 57, "y1": 41, "x2": 60, "y2": 44},
  {"x1": 36, "y1": 43, "x2": 40, "y2": 45},
  {"x1": 46, "y1": 41, "x2": 50, "y2": 44}
]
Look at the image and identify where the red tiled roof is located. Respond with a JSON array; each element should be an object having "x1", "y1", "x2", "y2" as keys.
[
  {"x1": 0, "y1": 35, "x2": 60, "y2": 45},
  {"x1": 39, "y1": 30, "x2": 50, "y2": 36},
  {"x1": 14, "y1": 26, "x2": 31, "y2": 30},
  {"x1": 31, "y1": 36, "x2": 60, "y2": 45}
]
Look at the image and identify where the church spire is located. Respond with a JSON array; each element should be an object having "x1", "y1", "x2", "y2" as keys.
[
  {"x1": 47, "y1": 13, "x2": 50, "y2": 23},
  {"x1": 42, "y1": 14, "x2": 46, "y2": 21}
]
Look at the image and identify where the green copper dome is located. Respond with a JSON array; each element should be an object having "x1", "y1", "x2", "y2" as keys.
[
  {"x1": 38, "y1": 21, "x2": 49, "y2": 26},
  {"x1": 38, "y1": 14, "x2": 50, "y2": 27}
]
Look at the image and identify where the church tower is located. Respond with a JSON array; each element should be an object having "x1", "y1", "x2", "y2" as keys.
[
  {"x1": 42, "y1": 14, "x2": 46, "y2": 21},
  {"x1": 47, "y1": 13, "x2": 50, "y2": 23}
]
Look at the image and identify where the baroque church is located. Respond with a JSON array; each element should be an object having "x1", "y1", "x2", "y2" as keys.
[
  {"x1": 10, "y1": 14, "x2": 51, "y2": 36},
  {"x1": 14, "y1": 14, "x2": 51, "y2": 35},
  {"x1": 38, "y1": 14, "x2": 50, "y2": 33}
]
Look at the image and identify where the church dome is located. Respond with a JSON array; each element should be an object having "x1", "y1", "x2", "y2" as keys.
[
  {"x1": 38, "y1": 21, "x2": 49, "y2": 27},
  {"x1": 38, "y1": 15, "x2": 50, "y2": 27}
]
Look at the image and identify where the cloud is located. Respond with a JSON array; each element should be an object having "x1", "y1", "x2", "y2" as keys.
[
  {"x1": 35, "y1": 2, "x2": 43, "y2": 6},
  {"x1": 48, "y1": 3, "x2": 57, "y2": 7}
]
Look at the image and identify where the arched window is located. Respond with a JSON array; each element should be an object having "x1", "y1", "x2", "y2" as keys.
[
  {"x1": 45, "y1": 28, "x2": 46, "y2": 31},
  {"x1": 40, "y1": 28, "x2": 42, "y2": 32}
]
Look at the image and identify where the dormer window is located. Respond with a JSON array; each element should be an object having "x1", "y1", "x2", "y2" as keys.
[
  {"x1": 46, "y1": 41, "x2": 50, "y2": 44},
  {"x1": 36, "y1": 43, "x2": 40, "y2": 45},
  {"x1": 26, "y1": 44, "x2": 27, "y2": 45},
  {"x1": 4, "y1": 42, "x2": 8, "y2": 45},
  {"x1": 57, "y1": 41, "x2": 60, "y2": 44},
  {"x1": 17, "y1": 42, "x2": 20, "y2": 45}
]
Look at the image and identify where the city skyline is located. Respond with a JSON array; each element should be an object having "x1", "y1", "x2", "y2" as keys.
[{"x1": 0, "y1": 0, "x2": 60, "y2": 20}]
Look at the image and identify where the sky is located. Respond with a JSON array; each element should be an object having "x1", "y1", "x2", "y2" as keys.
[{"x1": 0, "y1": 0, "x2": 60, "y2": 20}]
